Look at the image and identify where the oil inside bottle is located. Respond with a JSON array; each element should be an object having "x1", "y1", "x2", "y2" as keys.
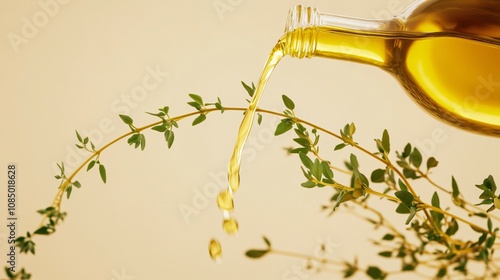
[{"x1": 282, "y1": 1, "x2": 500, "y2": 135}]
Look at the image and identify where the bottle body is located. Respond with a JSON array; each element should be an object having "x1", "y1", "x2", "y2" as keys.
[{"x1": 282, "y1": 0, "x2": 500, "y2": 136}]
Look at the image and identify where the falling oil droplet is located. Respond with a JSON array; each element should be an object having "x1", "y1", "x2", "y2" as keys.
[
  {"x1": 217, "y1": 189, "x2": 234, "y2": 211},
  {"x1": 222, "y1": 217, "x2": 239, "y2": 235},
  {"x1": 208, "y1": 239, "x2": 222, "y2": 263}
]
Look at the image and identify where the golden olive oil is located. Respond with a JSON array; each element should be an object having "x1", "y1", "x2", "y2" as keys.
[
  {"x1": 282, "y1": 1, "x2": 500, "y2": 135},
  {"x1": 227, "y1": 46, "x2": 284, "y2": 195},
  {"x1": 208, "y1": 239, "x2": 223, "y2": 262},
  {"x1": 216, "y1": 0, "x2": 500, "y2": 261},
  {"x1": 216, "y1": 189, "x2": 234, "y2": 212},
  {"x1": 222, "y1": 217, "x2": 239, "y2": 235}
]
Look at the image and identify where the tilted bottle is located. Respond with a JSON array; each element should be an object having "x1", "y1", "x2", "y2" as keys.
[{"x1": 280, "y1": 0, "x2": 500, "y2": 136}]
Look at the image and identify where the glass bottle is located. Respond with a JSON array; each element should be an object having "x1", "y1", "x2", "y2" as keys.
[{"x1": 280, "y1": 0, "x2": 500, "y2": 136}]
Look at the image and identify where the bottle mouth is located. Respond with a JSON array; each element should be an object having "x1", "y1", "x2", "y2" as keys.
[{"x1": 285, "y1": 5, "x2": 320, "y2": 33}]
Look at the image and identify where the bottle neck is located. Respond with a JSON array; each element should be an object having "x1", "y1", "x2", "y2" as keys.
[{"x1": 282, "y1": 5, "x2": 401, "y2": 67}]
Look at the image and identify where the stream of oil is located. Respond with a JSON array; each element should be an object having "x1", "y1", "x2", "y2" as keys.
[{"x1": 209, "y1": 42, "x2": 285, "y2": 262}]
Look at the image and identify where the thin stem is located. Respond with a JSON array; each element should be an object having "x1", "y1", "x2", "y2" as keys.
[
  {"x1": 425, "y1": 204, "x2": 490, "y2": 234},
  {"x1": 35, "y1": 106, "x2": 496, "y2": 246},
  {"x1": 270, "y1": 249, "x2": 343, "y2": 266},
  {"x1": 417, "y1": 169, "x2": 500, "y2": 222}
]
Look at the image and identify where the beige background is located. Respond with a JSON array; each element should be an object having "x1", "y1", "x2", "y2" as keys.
[{"x1": 1, "y1": 0, "x2": 500, "y2": 279}]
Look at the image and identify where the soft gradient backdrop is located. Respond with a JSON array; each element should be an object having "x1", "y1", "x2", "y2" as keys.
[{"x1": 1, "y1": 0, "x2": 499, "y2": 279}]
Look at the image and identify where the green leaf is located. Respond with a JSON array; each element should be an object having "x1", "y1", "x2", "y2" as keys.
[
  {"x1": 378, "y1": 251, "x2": 392, "y2": 258},
  {"x1": 5, "y1": 267, "x2": 14, "y2": 278},
  {"x1": 403, "y1": 168, "x2": 417, "y2": 179},
  {"x1": 426, "y1": 157, "x2": 438, "y2": 170},
  {"x1": 436, "y1": 267, "x2": 447, "y2": 278},
  {"x1": 382, "y1": 234, "x2": 395, "y2": 241},
  {"x1": 161, "y1": 106, "x2": 169, "y2": 115},
  {"x1": 402, "y1": 264, "x2": 415, "y2": 271},
  {"x1": 152, "y1": 125, "x2": 167, "y2": 132},
  {"x1": 241, "y1": 81, "x2": 256, "y2": 97},
  {"x1": 171, "y1": 119, "x2": 179, "y2": 128},
  {"x1": 119, "y1": 114, "x2": 133, "y2": 125},
  {"x1": 275, "y1": 120, "x2": 293, "y2": 136},
  {"x1": 140, "y1": 133, "x2": 146, "y2": 151},
  {"x1": 66, "y1": 185, "x2": 72, "y2": 199},
  {"x1": 73, "y1": 181, "x2": 81, "y2": 188},
  {"x1": 396, "y1": 160, "x2": 410, "y2": 169},
  {"x1": 290, "y1": 147, "x2": 308, "y2": 154},
  {"x1": 398, "y1": 179, "x2": 408, "y2": 192},
  {"x1": 402, "y1": 143, "x2": 412, "y2": 158},
  {"x1": 483, "y1": 175, "x2": 497, "y2": 193},
  {"x1": 334, "y1": 143, "x2": 347, "y2": 151},
  {"x1": 366, "y1": 266, "x2": 384, "y2": 279},
  {"x1": 301, "y1": 180, "x2": 317, "y2": 188},
  {"x1": 343, "y1": 263, "x2": 357, "y2": 278},
  {"x1": 486, "y1": 235, "x2": 496, "y2": 248},
  {"x1": 282, "y1": 95, "x2": 295, "y2": 110},
  {"x1": 215, "y1": 102, "x2": 224, "y2": 112},
  {"x1": 350, "y1": 154, "x2": 359, "y2": 169},
  {"x1": 146, "y1": 111, "x2": 165, "y2": 118},
  {"x1": 452, "y1": 176, "x2": 460, "y2": 198},
  {"x1": 381, "y1": 129, "x2": 390, "y2": 153},
  {"x1": 192, "y1": 114, "x2": 207, "y2": 126},
  {"x1": 395, "y1": 190, "x2": 414, "y2": 206},
  {"x1": 431, "y1": 191, "x2": 440, "y2": 208},
  {"x1": 245, "y1": 249, "x2": 269, "y2": 259},
  {"x1": 322, "y1": 161, "x2": 334, "y2": 179},
  {"x1": 99, "y1": 164, "x2": 107, "y2": 183},
  {"x1": 263, "y1": 236, "x2": 272, "y2": 248},
  {"x1": 127, "y1": 134, "x2": 140, "y2": 145},
  {"x1": 187, "y1": 101, "x2": 202, "y2": 110},
  {"x1": 257, "y1": 113, "x2": 262, "y2": 125},
  {"x1": 87, "y1": 160, "x2": 96, "y2": 171},
  {"x1": 370, "y1": 169, "x2": 386, "y2": 183},
  {"x1": 34, "y1": 226, "x2": 51, "y2": 235},
  {"x1": 409, "y1": 148, "x2": 422, "y2": 168},
  {"x1": 164, "y1": 130, "x2": 175, "y2": 148},
  {"x1": 299, "y1": 153, "x2": 313, "y2": 169},
  {"x1": 445, "y1": 218, "x2": 459, "y2": 236},
  {"x1": 293, "y1": 138, "x2": 310, "y2": 148},
  {"x1": 312, "y1": 158, "x2": 323, "y2": 180},
  {"x1": 189, "y1": 93, "x2": 203, "y2": 105},
  {"x1": 396, "y1": 203, "x2": 411, "y2": 214},
  {"x1": 406, "y1": 207, "x2": 417, "y2": 225},
  {"x1": 348, "y1": 123, "x2": 356, "y2": 136},
  {"x1": 75, "y1": 130, "x2": 83, "y2": 142}
]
